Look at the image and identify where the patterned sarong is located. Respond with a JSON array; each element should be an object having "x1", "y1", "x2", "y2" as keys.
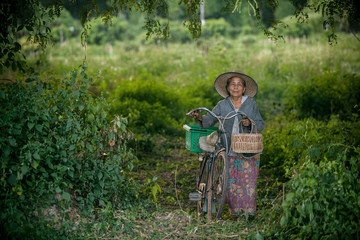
[{"x1": 227, "y1": 155, "x2": 260, "y2": 215}]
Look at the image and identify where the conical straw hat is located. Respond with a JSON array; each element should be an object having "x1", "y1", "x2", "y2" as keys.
[{"x1": 214, "y1": 71, "x2": 258, "y2": 98}]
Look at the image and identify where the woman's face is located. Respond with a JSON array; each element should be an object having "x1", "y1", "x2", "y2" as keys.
[{"x1": 227, "y1": 77, "x2": 245, "y2": 97}]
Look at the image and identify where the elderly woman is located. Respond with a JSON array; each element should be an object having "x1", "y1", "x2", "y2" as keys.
[{"x1": 189, "y1": 71, "x2": 265, "y2": 216}]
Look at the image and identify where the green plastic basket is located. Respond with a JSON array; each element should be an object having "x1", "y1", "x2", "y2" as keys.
[{"x1": 184, "y1": 124, "x2": 218, "y2": 153}]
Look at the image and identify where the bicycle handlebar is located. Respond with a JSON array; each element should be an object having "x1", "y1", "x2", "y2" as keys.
[
  {"x1": 186, "y1": 107, "x2": 248, "y2": 155},
  {"x1": 186, "y1": 107, "x2": 248, "y2": 120}
]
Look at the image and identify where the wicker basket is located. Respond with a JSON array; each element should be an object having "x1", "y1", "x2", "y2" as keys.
[{"x1": 231, "y1": 119, "x2": 263, "y2": 153}]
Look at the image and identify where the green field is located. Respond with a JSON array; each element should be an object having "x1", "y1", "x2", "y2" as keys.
[{"x1": 2, "y1": 31, "x2": 360, "y2": 239}]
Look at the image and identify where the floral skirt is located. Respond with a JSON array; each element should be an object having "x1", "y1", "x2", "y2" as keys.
[{"x1": 226, "y1": 155, "x2": 260, "y2": 215}]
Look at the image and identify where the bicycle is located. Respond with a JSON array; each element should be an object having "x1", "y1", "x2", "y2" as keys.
[{"x1": 185, "y1": 107, "x2": 248, "y2": 221}]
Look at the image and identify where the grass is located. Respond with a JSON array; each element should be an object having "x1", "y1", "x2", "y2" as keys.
[{"x1": 23, "y1": 135, "x2": 281, "y2": 239}]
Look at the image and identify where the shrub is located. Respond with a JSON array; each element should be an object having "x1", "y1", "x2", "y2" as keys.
[
  {"x1": 200, "y1": 18, "x2": 232, "y2": 39},
  {"x1": 110, "y1": 78, "x2": 187, "y2": 136},
  {"x1": 0, "y1": 66, "x2": 137, "y2": 238},
  {"x1": 280, "y1": 146, "x2": 360, "y2": 239},
  {"x1": 87, "y1": 16, "x2": 132, "y2": 44},
  {"x1": 261, "y1": 115, "x2": 360, "y2": 181},
  {"x1": 169, "y1": 21, "x2": 193, "y2": 43},
  {"x1": 286, "y1": 72, "x2": 360, "y2": 120},
  {"x1": 277, "y1": 13, "x2": 325, "y2": 39}
]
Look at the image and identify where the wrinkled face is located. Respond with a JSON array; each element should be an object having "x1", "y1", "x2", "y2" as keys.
[{"x1": 227, "y1": 77, "x2": 245, "y2": 97}]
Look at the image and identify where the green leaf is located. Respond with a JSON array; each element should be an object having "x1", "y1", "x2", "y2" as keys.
[
  {"x1": 7, "y1": 174, "x2": 17, "y2": 186},
  {"x1": 35, "y1": 124, "x2": 43, "y2": 132},
  {"x1": 286, "y1": 192, "x2": 295, "y2": 202},
  {"x1": 33, "y1": 152, "x2": 40, "y2": 160},
  {"x1": 101, "y1": 110, "x2": 106, "y2": 119},
  {"x1": 62, "y1": 191, "x2": 71, "y2": 201},
  {"x1": 32, "y1": 161, "x2": 39, "y2": 169},
  {"x1": 108, "y1": 131, "x2": 114, "y2": 141},
  {"x1": 80, "y1": 70, "x2": 87, "y2": 78},
  {"x1": 66, "y1": 119, "x2": 73, "y2": 131},
  {"x1": 25, "y1": 78, "x2": 35, "y2": 83},
  {"x1": 280, "y1": 216, "x2": 288, "y2": 226},
  {"x1": 8, "y1": 138, "x2": 16, "y2": 147},
  {"x1": 2, "y1": 145, "x2": 10, "y2": 157},
  {"x1": 55, "y1": 187, "x2": 61, "y2": 193},
  {"x1": 87, "y1": 113, "x2": 94, "y2": 122},
  {"x1": 14, "y1": 42, "x2": 21, "y2": 51},
  {"x1": 255, "y1": 232, "x2": 264, "y2": 240},
  {"x1": 86, "y1": 142, "x2": 94, "y2": 152},
  {"x1": 17, "y1": 25, "x2": 24, "y2": 31},
  {"x1": 5, "y1": 59, "x2": 10, "y2": 68},
  {"x1": 28, "y1": 122, "x2": 35, "y2": 130},
  {"x1": 21, "y1": 165, "x2": 28, "y2": 175},
  {"x1": 26, "y1": 25, "x2": 34, "y2": 31}
]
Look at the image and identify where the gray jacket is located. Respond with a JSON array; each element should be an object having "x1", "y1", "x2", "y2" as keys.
[{"x1": 199, "y1": 96, "x2": 265, "y2": 157}]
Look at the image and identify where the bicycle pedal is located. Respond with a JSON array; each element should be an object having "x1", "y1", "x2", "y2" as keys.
[{"x1": 189, "y1": 192, "x2": 202, "y2": 201}]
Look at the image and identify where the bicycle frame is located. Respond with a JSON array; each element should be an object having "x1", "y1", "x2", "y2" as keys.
[{"x1": 188, "y1": 107, "x2": 248, "y2": 220}]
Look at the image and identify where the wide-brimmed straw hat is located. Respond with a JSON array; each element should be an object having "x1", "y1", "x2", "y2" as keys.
[{"x1": 214, "y1": 71, "x2": 258, "y2": 98}]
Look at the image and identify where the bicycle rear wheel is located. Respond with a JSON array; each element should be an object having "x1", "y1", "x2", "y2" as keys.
[
  {"x1": 196, "y1": 155, "x2": 210, "y2": 218},
  {"x1": 207, "y1": 151, "x2": 228, "y2": 221}
]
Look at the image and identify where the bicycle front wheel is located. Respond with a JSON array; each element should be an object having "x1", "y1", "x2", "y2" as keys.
[{"x1": 207, "y1": 151, "x2": 228, "y2": 221}]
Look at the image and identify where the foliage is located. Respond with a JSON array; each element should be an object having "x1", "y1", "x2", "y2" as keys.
[
  {"x1": 4, "y1": 32, "x2": 359, "y2": 238},
  {"x1": 276, "y1": 14, "x2": 313, "y2": 38},
  {"x1": 3, "y1": 0, "x2": 359, "y2": 73},
  {"x1": 110, "y1": 78, "x2": 188, "y2": 136},
  {"x1": 286, "y1": 72, "x2": 360, "y2": 120},
  {"x1": 261, "y1": 115, "x2": 360, "y2": 180},
  {"x1": 0, "y1": 66, "x2": 138, "y2": 238},
  {"x1": 0, "y1": 0, "x2": 63, "y2": 73},
  {"x1": 169, "y1": 21, "x2": 193, "y2": 43},
  {"x1": 290, "y1": 0, "x2": 360, "y2": 42},
  {"x1": 142, "y1": 176, "x2": 164, "y2": 204},
  {"x1": 279, "y1": 146, "x2": 360, "y2": 239},
  {"x1": 200, "y1": 18, "x2": 232, "y2": 39},
  {"x1": 51, "y1": 9, "x2": 82, "y2": 43}
]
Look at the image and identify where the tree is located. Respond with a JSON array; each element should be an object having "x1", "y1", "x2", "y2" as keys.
[
  {"x1": 1, "y1": 0, "x2": 359, "y2": 74},
  {"x1": 0, "y1": 0, "x2": 63, "y2": 74}
]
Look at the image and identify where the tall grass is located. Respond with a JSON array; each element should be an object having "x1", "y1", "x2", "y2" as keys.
[{"x1": 29, "y1": 33, "x2": 360, "y2": 124}]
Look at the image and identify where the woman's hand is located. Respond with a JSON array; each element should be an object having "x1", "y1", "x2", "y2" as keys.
[
  {"x1": 241, "y1": 118, "x2": 250, "y2": 127},
  {"x1": 188, "y1": 111, "x2": 202, "y2": 121}
]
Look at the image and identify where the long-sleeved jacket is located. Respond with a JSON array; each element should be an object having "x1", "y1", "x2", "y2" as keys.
[{"x1": 199, "y1": 96, "x2": 264, "y2": 157}]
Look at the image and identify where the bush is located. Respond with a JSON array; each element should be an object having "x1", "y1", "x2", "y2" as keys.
[
  {"x1": 261, "y1": 115, "x2": 360, "y2": 181},
  {"x1": 262, "y1": 116, "x2": 360, "y2": 239},
  {"x1": 169, "y1": 21, "x2": 193, "y2": 43},
  {"x1": 110, "y1": 78, "x2": 187, "y2": 136},
  {"x1": 279, "y1": 146, "x2": 360, "y2": 239},
  {"x1": 200, "y1": 18, "x2": 232, "y2": 39},
  {"x1": 277, "y1": 13, "x2": 326, "y2": 39},
  {"x1": 0, "y1": 66, "x2": 138, "y2": 238},
  {"x1": 286, "y1": 72, "x2": 360, "y2": 120},
  {"x1": 87, "y1": 16, "x2": 134, "y2": 45}
]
